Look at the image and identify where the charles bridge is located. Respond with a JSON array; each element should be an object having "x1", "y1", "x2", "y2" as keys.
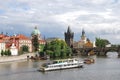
[{"x1": 73, "y1": 46, "x2": 120, "y2": 57}]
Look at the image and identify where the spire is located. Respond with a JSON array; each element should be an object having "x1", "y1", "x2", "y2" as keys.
[
  {"x1": 1, "y1": 32, "x2": 3, "y2": 34},
  {"x1": 43, "y1": 35, "x2": 46, "y2": 40},
  {"x1": 82, "y1": 29, "x2": 85, "y2": 36},
  {"x1": 67, "y1": 26, "x2": 71, "y2": 33},
  {"x1": 35, "y1": 26, "x2": 38, "y2": 29}
]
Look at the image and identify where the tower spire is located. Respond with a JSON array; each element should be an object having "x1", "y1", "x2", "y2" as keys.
[
  {"x1": 82, "y1": 29, "x2": 85, "y2": 36},
  {"x1": 67, "y1": 26, "x2": 71, "y2": 33},
  {"x1": 35, "y1": 26, "x2": 38, "y2": 29}
]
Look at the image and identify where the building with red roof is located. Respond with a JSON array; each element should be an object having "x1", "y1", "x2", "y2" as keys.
[
  {"x1": 0, "y1": 27, "x2": 46, "y2": 56},
  {"x1": 16, "y1": 34, "x2": 32, "y2": 52},
  {"x1": 0, "y1": 33, "x2": 32, "y2": 56},
  {"x1": 0, "y1": 40, "x2": 6, "y2": 56}
]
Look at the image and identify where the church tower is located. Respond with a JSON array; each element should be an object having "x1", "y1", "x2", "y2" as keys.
[
  {"x1": 64, "y1": 26, "x2": 74, "y2": 48},
  {"x1": 81, "y1": 29, "x2": 87, "y2": 44}
]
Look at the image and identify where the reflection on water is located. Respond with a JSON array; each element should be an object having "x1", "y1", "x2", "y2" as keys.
[{"x1": 0, "y1": 52, "x2": 120, "y2": 80}]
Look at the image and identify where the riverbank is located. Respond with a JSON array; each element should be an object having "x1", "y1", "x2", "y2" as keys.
[{"x1": 0, "y1": 53, "x2": 35, "y2": 63}]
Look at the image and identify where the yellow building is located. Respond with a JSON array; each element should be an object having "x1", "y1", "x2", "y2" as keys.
[
  {"x1": 84, "y1": 39, "x2": 93, "y2": 48},
  {"x1": 85, "y1": 39, "x2": 95, "y2": 55}
]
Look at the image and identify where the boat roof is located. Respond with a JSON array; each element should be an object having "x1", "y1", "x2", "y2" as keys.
[{"x1": 53, "y1": 58, "x2": 78, "y2": 62}]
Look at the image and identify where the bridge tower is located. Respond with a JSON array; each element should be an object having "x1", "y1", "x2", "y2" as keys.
[{"x1": 64, "y1": 26, "x2": 74, "y2": 48}]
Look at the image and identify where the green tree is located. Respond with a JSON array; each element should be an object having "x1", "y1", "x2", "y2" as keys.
[
  {"x1": 39, "y1": 44, "x2": 45, "y2": 52},
  {"x1": 43, "y1": 39, "x2": 72, "y2": 59},
  {"x1": 4, "y1": 50, "x2": 8, "y2": 56},
  {"x1": 46, "y1": 50, "x2": 53, "y2": 58},
  {"x1": 32, "y1": 35, "x2": 39, "y2": 51},
  {"x1": 66, "y1": 47, "x2": 72, "y2": 57},
  {"x1": 1, "y1": 50, "x2": 4, "y2": 56},
  {"x1": 21, "y1": 45, "x2": 29, "y2": 52},
  {"x1": 60, "y1": 50, "x2": 64, "y2": 58},
  {"x1": 52, "y1": 52, "x2": 56, "y2": 59},
  {"x1": 95, "y1": 38, "x2": 110, "y2": 48},
  {"x1": 7, "y1": 49, "x2": 11, "y2": 56}
]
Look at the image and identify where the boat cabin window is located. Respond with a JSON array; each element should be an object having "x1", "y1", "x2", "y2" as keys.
[
  {"x1": 63, "y1": 60, "x2": 67, "y2": 62},
  {"x1": 69, "y1": 60, "x2": 73, "y2": 62},
  {"x1": 53, "y1": 60, "x2": 63, "y2": 63},
  {"x1": 59, "y1": 61, "x2": 62, "y2": 63},
  {"x1": 75, "y1": 59, "x2": 78, "y2": 61},
  {"x1": 53, "y1": 61, "x2": 58, "y2": 64},
  {"x1": 42, "y1": 63, "x2": 48, "y2": 68}
]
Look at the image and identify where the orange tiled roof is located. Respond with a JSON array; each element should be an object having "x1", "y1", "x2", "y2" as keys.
[
  {"x1": 39, "y1": 40, "x2": 46, "y2": 42},
  {"x1": 17, "y1": 34, "x2": 30, "y2": 40},
  {"x1": 0, "y1": 40, "x2": 4, "y2": 43},
  {"x1": 0, "y1": 34, "x2": 5, "y2": 38}
]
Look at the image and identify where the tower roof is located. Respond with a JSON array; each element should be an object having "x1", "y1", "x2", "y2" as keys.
[
  {"x1": 67, "y1": 26, "x2": 72, "y2": 33},
  {"x1": 31, "y1": 26, "x2": 40, "y2": 36},
  {"x1": 82, "y1": 29, "x2": 85, "y2": 36}
]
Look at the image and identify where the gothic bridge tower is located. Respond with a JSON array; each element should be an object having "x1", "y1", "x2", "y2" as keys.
[{"x1": 64, "y1": 26, "x2": 74, "y2": 48}]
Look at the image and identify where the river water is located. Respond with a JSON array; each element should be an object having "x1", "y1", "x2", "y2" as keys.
[{"x1": 0, "y1": 52, "x2": 120, "y2": 80}]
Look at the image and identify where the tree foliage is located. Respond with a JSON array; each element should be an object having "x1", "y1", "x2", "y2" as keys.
[
  {"x1": 1, "y1": 50, "x2": 4, "y2": 56},
  {"x1": 43, "y1": 39, "x2": 72, "y2": 59},
  {"x1": 0, "y1": 49, "x2": 11, "y2": 56},
  {"x1": 32, "y1": 35, "x2": 39, "y2": 51},
  {"x1": 4, "y1": 50, "x2": 8, "y2": 55},
  {"x1": 21, "y1": 45, "x2": 29, "y2": 52},
  {"x1": 95, "y1": 38, "x2": 110, "y2": 48},
  {"x1": 39, "y1": 44, "x2": 45, "y2": 52},
  {"x1": 7, "y1": 49, "x2": 11, "y2": 56}
]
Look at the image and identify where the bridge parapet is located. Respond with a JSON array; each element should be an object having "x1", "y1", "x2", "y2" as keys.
[{"x1": 73, "y1": 47, "x2": 120, "y2": 56}]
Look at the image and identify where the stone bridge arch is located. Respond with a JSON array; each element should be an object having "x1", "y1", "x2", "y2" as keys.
[
  {"x1": 73, "y1": 48, "x2": 95, "y2": 56},
  {"x1": 104, "y1": 48, "x2": 120, "y2": 57},
  {"x1": 94, "y1": 47, "x2": 120, "y2": 57}
]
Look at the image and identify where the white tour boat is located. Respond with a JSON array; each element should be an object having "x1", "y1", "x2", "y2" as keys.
[{"x1": 39, "y1": 58, "x2": 84, "y2": 72}]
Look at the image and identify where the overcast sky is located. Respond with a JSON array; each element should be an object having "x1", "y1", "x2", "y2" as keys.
[{"x1": 0, "y1": 0, "x2": 120, "y2": 44}]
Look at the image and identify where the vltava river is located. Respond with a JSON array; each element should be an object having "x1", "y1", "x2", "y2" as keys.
[{"x1": 0, "y1": 52, "x2": 120, "y2": 80}]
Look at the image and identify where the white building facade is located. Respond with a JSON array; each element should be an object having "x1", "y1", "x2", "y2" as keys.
[
  {"x1": 19, "y1": 39, "x2": 32, "y2": 52},
  {"x1": 0, "y1": 40, "x2": 6, "y2": 56}
]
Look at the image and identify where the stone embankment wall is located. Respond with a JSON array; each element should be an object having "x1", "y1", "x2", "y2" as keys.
[{"x1": 0, "y1": 53, "x2": 34, "y2": 63}]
